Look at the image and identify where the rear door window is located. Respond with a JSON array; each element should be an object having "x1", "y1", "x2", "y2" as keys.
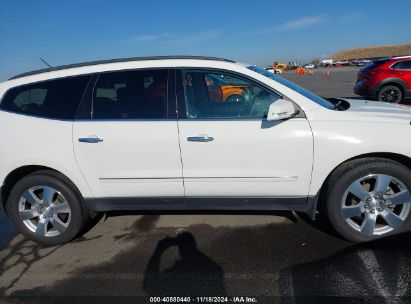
[
  {"x1": 1, "y1": 75, "x2": 91, "y2": 119},
  {"x1": 92, "y1": 69, "x2": 168, "y2": 119}
]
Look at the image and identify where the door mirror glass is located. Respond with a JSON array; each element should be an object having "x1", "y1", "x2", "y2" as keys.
[{"x1": 266, "y1": 99, "x2": 297, "y2": 121}]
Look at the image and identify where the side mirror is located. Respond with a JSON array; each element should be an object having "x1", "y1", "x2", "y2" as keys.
[{"x1": 266, "y1": 99, "x2": 297, "y2": 121}]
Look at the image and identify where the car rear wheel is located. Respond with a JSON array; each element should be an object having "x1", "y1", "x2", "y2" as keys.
[
  {"x1": 6, "y1": 171, "x2": 89, "y2": 246},
  {"x1": 325, "y1": 158, "x2": 411, "y2": 242},
  {"x1": 377, "y1": 85, "x2": 403, "y2": 103}
]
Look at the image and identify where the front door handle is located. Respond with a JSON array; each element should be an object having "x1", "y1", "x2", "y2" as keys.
[
  {"x1": 78, "y1": 136, "x2": 103, "y2": 143},
  {"x1": 187, "y1": 134, "x2": 214, "y2": 142}
]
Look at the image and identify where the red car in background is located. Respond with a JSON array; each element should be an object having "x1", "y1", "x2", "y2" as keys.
[{"x1": 354, "y1": 56, "x2": 411, "y2": 103}]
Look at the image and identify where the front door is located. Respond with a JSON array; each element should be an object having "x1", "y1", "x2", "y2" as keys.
[{"x1": 176, "y1": 69, "x2": 313, "y2": 198}]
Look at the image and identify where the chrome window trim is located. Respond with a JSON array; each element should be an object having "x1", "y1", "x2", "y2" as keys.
[{"x1": 73, "y1": 117, "x2": 306, "y2": 122}]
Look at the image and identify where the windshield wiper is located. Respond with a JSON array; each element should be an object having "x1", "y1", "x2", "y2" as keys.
[
  {"x1": 333, "y1": 100, "x2": 343, "y2": 110},
  {"x1": 326, "y1": 97, "x2": 345, "y2": 110}
]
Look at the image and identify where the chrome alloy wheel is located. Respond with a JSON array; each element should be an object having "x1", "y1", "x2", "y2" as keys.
[
  {"x1": 341, "y1": 174, "x2": 411, "y2": 235},
  {"x1": 18, "y1": 186, "x2": 71, "y2": 237}
]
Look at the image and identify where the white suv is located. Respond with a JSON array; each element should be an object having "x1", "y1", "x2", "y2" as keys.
[{"x1": 1, "y1": 56, "x2": 411, "y2": 245}]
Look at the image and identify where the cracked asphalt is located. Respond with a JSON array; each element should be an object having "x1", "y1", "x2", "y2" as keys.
[{"x1": 1, "y1": 68, "x2": 411, "y2": 303}]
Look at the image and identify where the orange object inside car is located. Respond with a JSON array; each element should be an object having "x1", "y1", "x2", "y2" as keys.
[{"x1": 206, "y1": 76, "x2": 246, "y2": 102}]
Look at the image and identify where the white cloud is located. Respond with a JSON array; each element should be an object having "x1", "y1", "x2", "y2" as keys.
[
  {"x1": 281, "y1": 15, "x2": 325, "y2": 30},
  {"x1": 123, "y1": 30, "x2": 220, "y2": 45},
  {"x1": 174, "y1": 30, "x2": 220, "y2": 44},
  {"x1": 124, "y1": 33, "x2": 172, "y2": 43}
]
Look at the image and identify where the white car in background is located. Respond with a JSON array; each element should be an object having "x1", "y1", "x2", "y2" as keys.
[
  {"x1": 1, "y1": 56, "x2": 411, "y2": 245},
  {"x1": 304, "y1": 64, "x2": 316, "y2": 69},
  {"x1": 320, "y1": 59, "x2": 334, "y2": 66}
]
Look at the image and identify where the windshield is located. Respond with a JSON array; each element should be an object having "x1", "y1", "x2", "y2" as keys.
[{"x1": 247, "y1": 65, "x2": 335, "y2": 110}]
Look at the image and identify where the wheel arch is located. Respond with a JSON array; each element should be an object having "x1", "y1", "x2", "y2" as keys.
[
  {"x1": 1, "y1": 165, "x2": 87, "y2": 213},
  {"x1": 313, "y1": 152, "x2": 411, "y2": 217},
  {"x1": 377, "y1": 78, "x2": 407, "y2": 95}
]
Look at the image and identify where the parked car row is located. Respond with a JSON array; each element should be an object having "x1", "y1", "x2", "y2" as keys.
[{"x1": 319, "y1": 59, "x2": 372, "y2": 67}]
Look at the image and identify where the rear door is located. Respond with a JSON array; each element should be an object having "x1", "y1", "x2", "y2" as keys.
[
  {"x1": 176, "y1": 69, "x2": 313, "y2": 199},
  {"x1": 392, "y1": 60, "x2": 411, "y2": 90},
  {"x1": 73, "y1": 69, "x2": 184, "y2": 199}
]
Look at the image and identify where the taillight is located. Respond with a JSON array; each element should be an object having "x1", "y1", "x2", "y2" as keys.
[
  {"x1": 359, "y1": 70, "x2": 379, "y2": 79},
  {"x1": 368, "y1": 70, "x2": 380, "y2": 76}
]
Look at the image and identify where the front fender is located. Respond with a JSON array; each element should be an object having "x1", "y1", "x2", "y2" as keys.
[{"x1": 309, "y1": 121, "x2": 411, "y2": 196}]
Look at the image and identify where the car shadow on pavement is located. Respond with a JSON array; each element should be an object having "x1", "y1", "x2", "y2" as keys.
[
  {"x1": 0, "y1": 205, "x2": 18, "y2": 249},
  {"x1": 143, "y1": 232, "x2": 226, "y2": 296},
  {"x1": 1, "y1": 211, "x2": 411, "y2": 303},
  {"x1": 2, "y1": 213, "x2": 346, "y2": 299},
  {"x1": 279, "y1": 231, "x2": 411, "y2": 304}
]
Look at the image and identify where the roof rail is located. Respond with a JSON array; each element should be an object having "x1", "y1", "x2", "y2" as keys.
[
  {"x1": 9, "y1": 55, "x2": 236, "y2": 80},
  {"x1": 392, "y1": 55, "x2": 411, "y2": 59}
]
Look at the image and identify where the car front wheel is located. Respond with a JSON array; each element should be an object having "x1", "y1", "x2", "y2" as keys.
[{"x1": 325, "y1": 158, "x2": 411, "y2": 242}]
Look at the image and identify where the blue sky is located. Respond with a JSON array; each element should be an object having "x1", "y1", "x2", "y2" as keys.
[{"x1": 1, "y1": 0, "x2": 410, "y2": 81}]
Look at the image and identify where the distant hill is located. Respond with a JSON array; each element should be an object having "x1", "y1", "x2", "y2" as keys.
[{"x1": 332, "y1": 44, "x2": 411, "y2": 60}]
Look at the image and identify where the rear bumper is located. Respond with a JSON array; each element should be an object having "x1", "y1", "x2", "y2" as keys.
[
  {"x1": 0, "y1": 186, "x2": 6, "y2": 218},
  {"x1": 353, "y1": 81, "x2": 378, "y2": 99}
]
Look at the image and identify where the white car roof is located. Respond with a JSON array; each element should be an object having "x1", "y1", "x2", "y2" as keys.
[{"x1": 9, "y1": 56, "x2": 236, "y2": 80}]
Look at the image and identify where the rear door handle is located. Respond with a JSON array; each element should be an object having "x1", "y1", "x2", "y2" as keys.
[
  {"x1": 78, "y1": 136, "x2": 103, "y2": 143},
  {"x1": 187, "y1": 134, "x2": 214, "y2": 142}
]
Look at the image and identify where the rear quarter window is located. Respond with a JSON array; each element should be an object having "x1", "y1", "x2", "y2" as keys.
[
  {"x1": 391, "y1": 60, "x2": 411, "y2": 70},
  {"x1": 0, "y1": 75, "x2": 91, "y2": 119}
]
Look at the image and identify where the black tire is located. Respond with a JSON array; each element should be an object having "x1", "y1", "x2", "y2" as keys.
[
  {"x1": 6, "y1": 170, "x2": 89, "y2": 246},
  {"x1": 377, "y1": 85, "x2": 403, "y2": 103},
  {"x1": 325, "y1": 158, "x2": 411, "y2": 242}
]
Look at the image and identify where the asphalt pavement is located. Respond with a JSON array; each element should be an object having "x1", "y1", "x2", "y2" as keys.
[
  {"x1": 282, "y1": 66, "x2": 361, "y2": 99},
  {"x1": 283, "y1": 66, "x2": 411, "y2": 104},
  {"x1": 1, "y1": 67, "x2": 411, "y2": 303}
]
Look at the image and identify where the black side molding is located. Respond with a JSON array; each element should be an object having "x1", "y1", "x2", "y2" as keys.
[{"x1": 85, "y1": 196, "x2": 317, "y2": 217}]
